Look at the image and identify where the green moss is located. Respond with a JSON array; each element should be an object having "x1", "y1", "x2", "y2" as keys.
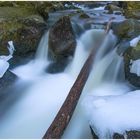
[{"x1": 0, "y1": 7, "x2": 37, "y2": 19}]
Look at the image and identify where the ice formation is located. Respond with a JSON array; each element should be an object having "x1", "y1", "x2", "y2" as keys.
[
  {"x1": 82, "y1": 83, "x2": 140, "y2": 138},
  {"x1": 130, "y1": 35, "x2": 140, "y2": 47},
  {"x1": 0, "y1": 41, "x2": 15, "y2": 78}
]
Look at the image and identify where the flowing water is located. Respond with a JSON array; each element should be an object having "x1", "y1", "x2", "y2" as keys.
[{"x1": 0, "y1": 13, "x2": 129, "y2": 138}]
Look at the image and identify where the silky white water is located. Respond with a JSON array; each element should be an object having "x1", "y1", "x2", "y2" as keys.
[{"x1": 0, "y1": 28, "x2": 131, "y2": 138}]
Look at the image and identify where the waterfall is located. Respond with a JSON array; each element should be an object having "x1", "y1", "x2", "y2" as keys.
[
  {"x1": 35, "y1": 31, "x2": 49, "y2": 61},
  {"x1": 11, "y1": 31, "x2": 49, "y2": 80},
  {"x1": 0, "y1": 27, "x2": 127, "y2": 139}
]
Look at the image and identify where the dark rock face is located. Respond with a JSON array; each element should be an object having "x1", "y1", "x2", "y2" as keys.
[
  {"x1": 48, "y1": 16, "x2": 76, "y2": 73},
  {"x1": 48, "y1": 16, "x2": 76, "y2": 59},
  {"x1": 111, "y1": 19, "x2": 140, "y2": 40},
  {"x1": 0, "y1": 8, "x2": 47, "y2": 56},
  {"x1": 113, "y1": 133, "x2": 124, "y2": 139}
]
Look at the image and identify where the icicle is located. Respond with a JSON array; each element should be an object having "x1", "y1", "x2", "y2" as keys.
[{"x1": 0, "y1": 41, "x2": 15, "y2": 78}]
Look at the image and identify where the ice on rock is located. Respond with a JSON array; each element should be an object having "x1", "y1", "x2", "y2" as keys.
[
  {"x1": 130, "y1": 59, "x2": 140, "y2": 76},
  {"x1": 0, "y1": 41, "x2": 15, "y2": 78},
  {"x1": 130, "y1": 35, "x2": 140, "y2": 47},
  {"x1": 82, "y1": 83, "x2": 140, "y2": 138}
]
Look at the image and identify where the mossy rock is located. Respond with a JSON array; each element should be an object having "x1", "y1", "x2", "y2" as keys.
[
  {"x1": 111, "y1": 19, "x2": 140, "y2": 40},
  {"x1": 124, "y1": 42, "x2": 140, "y2": 87},
  {"x1": 0, "y1": 7, "x2": 47, "y2": 56},
  {"x1": 122, "y1": 2, "x2": 140, "y2": 19}
]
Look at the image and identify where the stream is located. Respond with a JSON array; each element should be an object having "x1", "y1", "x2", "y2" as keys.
[{"x1": 0, "y1": 3, "x2": 135, "y2": 139}]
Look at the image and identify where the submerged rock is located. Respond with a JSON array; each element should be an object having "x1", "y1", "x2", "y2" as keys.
[
  {"x1": 48, "y1": 16, "x2": 76, "y2": 73},
  {"x1": 79, "y1": 13, "x2": 90, "y2": 19}
]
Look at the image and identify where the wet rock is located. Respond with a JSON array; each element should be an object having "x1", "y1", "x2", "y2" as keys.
[
  {"x1": 126, "y1": 130, "x2": 140, "y2": 138},
  {"x1": 105, "y1": 3, "x2": 122, "y2": 14},
  {"x1": 35, "y1": 2, "x2": 65, "y2": 20},
  {"x1": 79, "y1": 13, "x2": 90, "y2": 19},
  {"x1": 113, "y1": 133, "x2": 124, "y2": 139},
  {"x1": 48, "y1": 16, "x2": 76, "y2": 73},
  {"x1": 0, "y1": 7, "x2": 47, "y2": 56},
  {"x1": 0, "y1": 71, "x2": 17, "y2": 94},
  {"x1": 90, "y1": 127, "x2": 140, "y2": 139},
  {"x1": 47, "y1": 58, "x2": 69, "y2": 73},
  {"x1": 0, "y1": 5, "x2": 47, "y2": 68},
  {"x1": 124, "y1": 41, "x2": 140, "y2": 87},
  {"x1": 111, "y1": 19, "x2": 140, "y2": 40}
]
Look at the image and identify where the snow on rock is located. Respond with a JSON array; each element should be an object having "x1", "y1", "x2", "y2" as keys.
[
  {"x1": 8, "y1": 41, "x2": 15, "y2": 55},
  {"x1": 130, "y1": 59, "x2": 140, "y2": 76},
  {"x1": 130, "y1": 35, "x2": 140, "y2": 47},
  {"x1": 82, "y1": 83, "x2": 140, "y2": 138},
  {"x1": 0, "y1": 41, "x2": 15, "y2": 78},
  {"x1": 93, "y1": 6, "x2": 105, "y2": 10}
]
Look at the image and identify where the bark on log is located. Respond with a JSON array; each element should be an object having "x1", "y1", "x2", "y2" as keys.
[{"x1": 43, "y1": 18, "x2": 113, "y2": 139}]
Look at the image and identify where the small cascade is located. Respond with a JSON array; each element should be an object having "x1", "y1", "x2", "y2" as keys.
[
  {"x1": 35, "y1": 31, "x2": 49, "y2": 61},
  {"x1": 0, "y1": 25, "x2": 129, "y2": 139},
  {"x1": 11, "y1": 31, "x2": 49, "y2": 80}
]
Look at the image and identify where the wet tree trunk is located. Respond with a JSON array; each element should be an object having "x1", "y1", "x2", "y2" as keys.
[{"x1": 43, "y1": 18, "x2": 113, "y2": 139}]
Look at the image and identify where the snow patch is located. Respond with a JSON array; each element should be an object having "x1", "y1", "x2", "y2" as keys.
[
  {"x1": 0, "y1": 41, "x2": 15, "y2": 78},
  {"x1": 130, "y1": 59, "x2": 140, "y2": 76},
  {"x1": 130, "y1": 35, "x2": 140, "y2": 47},
  {"x1": 82, "y1": 83, "x2": 140, "y2": 138}
]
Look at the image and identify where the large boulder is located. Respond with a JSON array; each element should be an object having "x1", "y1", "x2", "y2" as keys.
[
  {"x1": 0, "y1": 3, "x2": 48, "y2": 68},
  {"x1": 0, "y1": 7, "x2": 47, "y2": 56},
  {"x1": 48, "y1": 16, "x2": 76, "y2": 73}
]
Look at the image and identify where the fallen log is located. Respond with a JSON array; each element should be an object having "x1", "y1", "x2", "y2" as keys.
[{"x1": 43, "y1": 18, "x2": 113, "y2": 139}]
